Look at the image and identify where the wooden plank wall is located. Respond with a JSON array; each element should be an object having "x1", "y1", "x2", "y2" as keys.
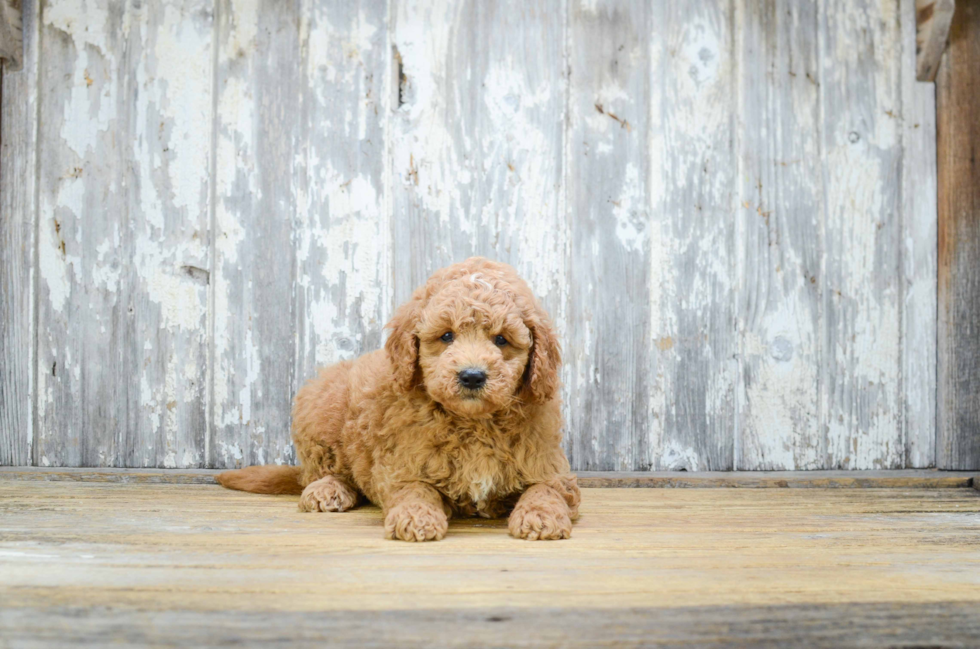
[
  {"x1": 0, "y1": 0, "x2": 945, "y2": 470},
  {"x1": 937, "y1": 0, "x2": 980, "y2": 470},
  {"x1": 0, "y1": 0, "x2": 37, "y2": 467}
]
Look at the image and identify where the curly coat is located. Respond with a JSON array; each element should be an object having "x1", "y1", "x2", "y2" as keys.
[{"x1": 217, "y1": 257, "x2": 580, "y2": 541}]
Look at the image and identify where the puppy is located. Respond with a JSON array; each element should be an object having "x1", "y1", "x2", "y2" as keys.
[{"x1": 217, "y1": 257, "x2": 580, "y2": 541}]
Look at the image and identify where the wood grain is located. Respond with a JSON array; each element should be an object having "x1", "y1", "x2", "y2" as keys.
[
  {"x1": 566, "y1": 0, "x2": 652, "y2": 471},
  {"x1": 4, "y1": 602, "x2": 980, "y2": 648},
  {"x1": 5, "y1": 467, "x2": 976, "y2": 489},
  {"x1": 0, "y1": 0, "x2": 942, "y2": 472},
  {"x1": 647, "y1": 0, "x2": 738, "y2": 470},
  {"x1": 1, "y1": 483, "x2": 978, "y2": 618},
  {"x1": 915, "y1": 0, "x2": 955, "y2": 81},
  {"x1": 735, "y1": 0, "x2": 822, "y2": 470},
  {"x1": 576, "y1": 469, "x2": 977, "y2": 488},
  {"x1": 0, "y1": 0, "x2": 35, "y2": 466},
  {"x1": 0, "y1": 0, "x2": 20, "y2": 70},
  {"x1": 388, "y1": 0, "x2": 567, "y2": 350},
  {"x1": 289, "y1": 0, "x2": 392, "y2": 431},
  {"x1": 0, "y1": 466, "x2": 223, "y2": 484},
  {"x1": 820, "y1": 0, "x2": 905, "y2": 469},
  {"x1": 210, "y1": 0, "x2": 303, "y2": 469},
  {"x1": 210, "y1": 0, "x2": 391, "y2": 469},
  {"x1": 33, "y1": 0, "x2": 213, "y2": 467},
  {"x1": 937, "y1": 0, "x2": 980, "y2": 470},
  {"x1": 901, "y1": 0, "x2": 939, "y2": 468}
]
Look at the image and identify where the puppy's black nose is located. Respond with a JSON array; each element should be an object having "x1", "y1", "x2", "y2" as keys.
[{"x1": 458, "y1": 368, "x2": 487, "y2": 390}]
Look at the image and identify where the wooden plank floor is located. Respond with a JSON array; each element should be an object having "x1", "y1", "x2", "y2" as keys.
[{"x1": 1, "y1": 481, "x2": 980, "y2": 647}]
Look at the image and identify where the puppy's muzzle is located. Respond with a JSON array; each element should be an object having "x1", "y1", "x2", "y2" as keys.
[{"x1": 457, "y1": 368, "x2": 487, "y2": 391}]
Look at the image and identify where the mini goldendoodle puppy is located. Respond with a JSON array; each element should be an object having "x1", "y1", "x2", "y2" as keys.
[{"x1": 217, "y1": 257, "x2": 580, "y2": 541}]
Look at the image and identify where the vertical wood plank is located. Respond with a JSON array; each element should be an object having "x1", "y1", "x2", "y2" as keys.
[
  {"x1": 212, "y1": 0, "x2": 391, "y2": 468},
  {"x1": 566, "y1": 0, "x2": 652, "y2": 470},
  {"x1": 820, "y1": 0, "x2": 905, "y2": 469},
  {"x1": 647, "y1": 0, "x2": 738, "y2": 470},
  {"x1": 937, "y1": 0, "x2": 980, "y2": 470},
  {"x1": 901, "y1": 0, "x2": 938, "y2": 468},
  {"x1": 34, "y1": 0, "x2": 213, "y2": 467},
  {"x1": 388, "y1": 0, "x2": 567, "y2": 345},
  {"x1": 128, "y1": 0, "x2": 213, "y2": 468},
  {"x1": 735, "y1": 0, "x2": 823, "y2": 470},
  {"x1": 292, "y1": 0, "x2": 391, "y2": 424},
  {"x1": 211, "y1": 0, "x2": 301, "y2": 468},
  {"x1": 0, "y1": 0, "x2": 38, "y2": 466}
]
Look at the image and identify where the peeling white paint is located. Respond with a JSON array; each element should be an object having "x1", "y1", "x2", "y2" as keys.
[
  {"x1": 659, "y1": 440, "x2": 700, "y2": 472},
  {"x1": 14, "y1": 0, "x2": 938, "y2": 472},
  {"x1": 899, "y1": 0, "x2": 938, "y2": 468},
  {"x1": 819, "y1": 0, "x2": 905, "y2": 470},
  {"x1": 38, "y1": 213, "x2": 72, "y2": 315},
  {"x1": 612, "y1": 163, "x2": 646, "y2": 253}
]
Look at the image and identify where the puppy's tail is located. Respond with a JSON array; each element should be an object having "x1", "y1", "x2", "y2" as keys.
[{"x1": 216, "y1": 465, "x2": 304, "y2": 495}]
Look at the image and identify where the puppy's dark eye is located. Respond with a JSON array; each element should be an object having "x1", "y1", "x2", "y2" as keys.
[
  {"x1": 440, "y1": 332, "x2": 454, "y2": 343},
  {"x1": 494, "y1": 335, "x2": 508, "y2": 347}
]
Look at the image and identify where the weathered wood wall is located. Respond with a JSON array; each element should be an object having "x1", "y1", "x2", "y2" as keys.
[
  {"x1": 0, "y1": 0, "x2": 944, "y2": 470},
  {"x1": 937, "y1": 0, "x2": 980, "y2": 470}
]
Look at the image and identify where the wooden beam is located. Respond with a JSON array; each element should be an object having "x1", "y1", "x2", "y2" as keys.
[
  {"x1": 937, "y1": 0, "x2": 980, "y2": 470},
  {"x1": 5, "y1": 602, "x2": 980, "y2": 648},
  {"x1": 577, "y1": 470, "x2": 978, "y2": 489},
  {"x1": 0, "y1": 467, "x2": 224, "y2": 485},
  {"x1": 917, "y1": 0, "x2": 956, "y2": 81},
  {"x1": 0, "y1": 0, "x2": 19, "y2": 70},
  {"x1": 2, "y1": 467, "x2": 978, "y2": 489}
]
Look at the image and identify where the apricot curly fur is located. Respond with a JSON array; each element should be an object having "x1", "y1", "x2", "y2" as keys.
[
  {"x1": 217, "y1": 257, "x2": 579, "y2": 542},
  {"x1": 298, "y1": 475, "x2": 359, "y2": 513}
]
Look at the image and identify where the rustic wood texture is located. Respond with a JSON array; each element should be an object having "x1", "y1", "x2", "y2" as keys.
[
  {"x1": 575, "y1": 469, "x2": 978, "y2": 488},
  {"x1": 566, "y1": 0, "x2": 652, "y2": 471},
  {"x1": 210, "y1": 0, "x2": 301, "y2": 469},
  {"x1": 902, "y1": 0, "x2": 940, "y2": 468},
  {"x1": 647, "y1": 1, "x2": 738, "y2": 471},
  {"x1": 3, "y1": 466, "x2": 977, "y2": 488},
  {"x1": 735, "y1": 0, "x2": 822, "y2": 470},
  {"x1": 820, "y1": 0, "x2": 905, "y2": 469},
  {"x1": 0, "y1": 466, "x2": 223, "y2": 484},
  {"x1": 0, "y1": 0, "x2": 35, "y2": 466},
  {"x1": 1, "y1": 483, "x2": 979, "y2": 646},
  {"x1": 33, "y1": 0, "x2": 213, "y2": 468},
  {"x1": 4, "y1": 602, "x2": 980, "y2": 649},
  {"x1": 915, "y1": 0, "x2": 955, "y2": 81},
  {"x1": 210, "y1": 0, "x2": 390, "y2": 469},
  {"x1": 1, "y1": 0, "x2": 939, "y2": 471},
  {"x1": 389, "y1": 0, "x2": 567, "y2": 313},
  {"x1": 0, "y1": 0, "x2": 20, "y2": 70},
  {"x1": 937, "y1": 0, "x2": 980, "y2": 470},
  {"x1": 289, "y1": 0, "x2": 391, "y2": 450}
]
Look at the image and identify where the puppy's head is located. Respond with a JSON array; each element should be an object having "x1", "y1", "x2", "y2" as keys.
[{"x1": 384, "y1": 258, "x2": 560, "y2": 417}]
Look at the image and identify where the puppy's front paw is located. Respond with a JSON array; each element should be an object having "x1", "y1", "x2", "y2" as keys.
[
  {"x1": 508, "y1": 502, "x2": 572, "y2": 541},
  {"x1": 384, "y1": 501, "x2": 448, "y2": 542},
  {"x1": 299, "y1": 476, "x2": 358, "y2": 512}
]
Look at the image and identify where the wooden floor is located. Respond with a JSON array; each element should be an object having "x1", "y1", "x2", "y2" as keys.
[{"x1": 1, "y1": 478, "x2": 980, "y2": 647}]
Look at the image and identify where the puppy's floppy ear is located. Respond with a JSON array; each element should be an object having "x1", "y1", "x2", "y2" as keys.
[
  {"x1": 521, "y1": 305, "x2": 561, "y2": 404},
  {"x1": 384, "y1": 297, "x2": 424, "y2": 392}
]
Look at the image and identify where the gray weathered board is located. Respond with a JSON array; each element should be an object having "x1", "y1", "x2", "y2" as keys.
[{"x1": 0, "y1": 0, "x2": 945, "y2": 470}]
